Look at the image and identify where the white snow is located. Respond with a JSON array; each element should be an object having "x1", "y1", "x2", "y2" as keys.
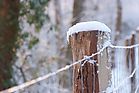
[{"x1": 67, "y1": 21, "x2": 111, "y2": 41}]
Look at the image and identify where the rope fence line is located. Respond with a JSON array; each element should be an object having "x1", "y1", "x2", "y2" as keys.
[{"x1": 0, "y1": 42, "x2": 139, "y2": 93}]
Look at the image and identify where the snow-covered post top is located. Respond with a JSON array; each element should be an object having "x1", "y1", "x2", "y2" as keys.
[
  {"x1": 67, "y1": 21, "x2": 111, "y2": 42},
  {"x1": 67, "y1": 21, "x2": 111, "y2": 93}
]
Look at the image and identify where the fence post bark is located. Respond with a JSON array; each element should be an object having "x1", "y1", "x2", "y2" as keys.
[
  {"x1": 125, "y1": 39, "x2": 130, "y2": 68},
  {"x1": 130, "y1": 33, "x2": 136, "y2": 92},
  {"x1": 136, "y1": 28, "x2": 139, "y2": 91},
  {"x1": 125, "y1": 32, "x2": 137, "y2": 92},
  {"x1": 67, "y1": 21, "x2": 111, "y2": 93}
]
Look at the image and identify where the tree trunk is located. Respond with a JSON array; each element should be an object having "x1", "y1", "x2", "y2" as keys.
[
  {"x1": 111, "y1": 0, "x2": 122, "y2": 68},
  {"x1": 0, "y1": 0, "x2": 19, "y2": 90},
  {"x1": 72, "y1": 0, "x2": 85, "y2": 25}
]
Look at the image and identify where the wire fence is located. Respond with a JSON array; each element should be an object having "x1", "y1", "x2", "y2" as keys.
[{"x1": 0, "y1": 41, "x2": 139, "y2": 93}]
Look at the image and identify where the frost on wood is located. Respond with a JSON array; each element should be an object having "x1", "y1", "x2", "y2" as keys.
[
  {"x1": 67, "y1": 21, "x2": 111, "y2": 41},
  {"x1": 97, "y1": 31, "x2": 111, "y2": 92}
]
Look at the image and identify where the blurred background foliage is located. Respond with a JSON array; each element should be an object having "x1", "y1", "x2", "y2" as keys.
[
  {"x1": 19, "y1": 0, "x2": 50, "y2": 49},
  {"x1": 0, "y1": 0, "x2": 51, "y2": 90},
  {"x1": 20, "y1": 0, "x2": 50, "y2": 30}
]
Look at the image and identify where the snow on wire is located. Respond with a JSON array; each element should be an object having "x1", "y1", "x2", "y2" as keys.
[{"x1": 0, "y1": 41, "x2": 139, "y2": 93}]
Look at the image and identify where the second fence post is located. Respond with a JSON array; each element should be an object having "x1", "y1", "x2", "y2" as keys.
[{"x1": 67, "y1": 21, "x2": 111, "y2": 93}]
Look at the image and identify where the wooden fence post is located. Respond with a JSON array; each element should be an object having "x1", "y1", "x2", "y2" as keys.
[
  {"x1": 67, "y1": 21, "x2": 111, "y2": 93},
  {"x1": 125, "y1": 38, "x2": 130, "y2": 68},
  {"x1": 136, "y1": 28, "x2": 139, "y2": 92},
  {"x1": 130, "y1": 33, "x2": 136, "y2": 92},
  {"x1": 125, "y1": 32, "x2": 136, "y2": 92}
]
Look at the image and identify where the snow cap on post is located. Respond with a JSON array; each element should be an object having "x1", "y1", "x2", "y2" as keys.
[{"x1": 67, "y1": 21, "x2": 111, "y2": 41}]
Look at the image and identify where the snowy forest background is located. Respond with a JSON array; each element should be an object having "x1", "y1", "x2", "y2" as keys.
[{"x1": 0, "y1": 0, "x2": 139, "y2": 93}]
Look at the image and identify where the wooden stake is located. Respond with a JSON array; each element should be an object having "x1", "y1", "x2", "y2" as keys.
[
  {"x1": 130, "y1": 33, "x2": 136, "y2": 92},
  {"x1": 125, "y1": 39, "x2": 130, "y2": 68},
  {"x1": 69, "y1": 30, "x2": 111, "y2": 93}
]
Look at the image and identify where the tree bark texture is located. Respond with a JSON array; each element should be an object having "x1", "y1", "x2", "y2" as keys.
[{"x1": 0, "y1": 0, "x2": 19, "y2": 90}]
